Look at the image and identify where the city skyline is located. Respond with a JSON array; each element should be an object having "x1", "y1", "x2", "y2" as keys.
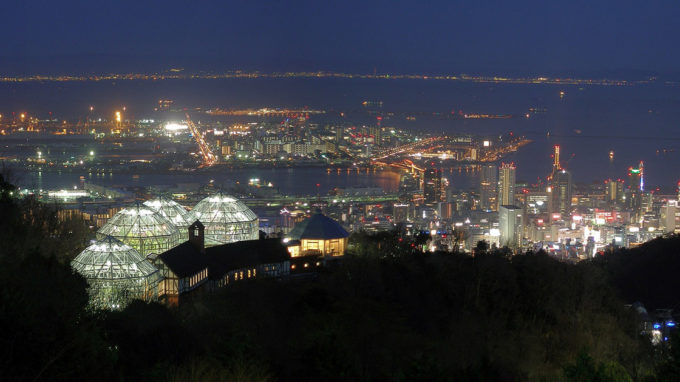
[{"x1": 2, "y1": 2, "x2": 680, "y2": 380}]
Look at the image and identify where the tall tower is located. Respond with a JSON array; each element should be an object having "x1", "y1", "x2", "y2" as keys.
[
  {"x1": 499, "y1": 205, "x2": 523, "y2": 250},
  {"x1": 628, "y1": 165, "x2": 641, "y2": 191},
  {"x1": 553, "y1": 145, "x2": 561, "y2": 172},
  {"x1": 553, "y1": 169, "x2": 572, "y2": 215},
  {"x1": 335, "y1": 127, "x2": 343, "y2": 148},
  {"x1": 375, "y1": 116, "x2": 382, "y2": 146},
  {"x1": 479, "y1": 164, "x2": 498, "y2": 211},
  {"x1": 498, "y1": 163, "x2": 516, "y2": 208},
  {"x1": 423, "y1": 168, "x2": 442, "y2": 206},
  {"x1": 605, "y1": 179, "x2": 624, "y2": 206}
]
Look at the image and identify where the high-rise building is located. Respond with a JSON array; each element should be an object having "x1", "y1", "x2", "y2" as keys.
[
  {"x1": 525, "y1": 191, "x2": 551, "y2": 215},
  {"x1": 661, "y1": 200, "x2": 679, "y2": 234},
  {"x1": 553, "y1": 145, "x2": 561, "y2": 172},
  {"x1": 423, "y1": 168, "x2": 442, "y2": 206},
  {"x1": 479, "y1": 164, "x2": 497, "y2": 211},
  {"x1": 628, "y1": 165, "x2": 642, "y2": 191},
  {"x1": 335, "y1": 127, "x2": 343, "y2": 147},
  {"x1": 605, "y1": 179, "x2": 624, "y2": 206},
  {"x1": 393, "y1": 203, "x2": 410, "y2": 223},
  {"x1": 437, "y1": 201, "x2": 455, "y2": 220},
  {"x1": 497, "y1": 163, "x2": 516, "y2": 208},
  {"x1": 499, "y1": 205, "x2": 523, "y2": 249},
  {"x1": 552, "y1": 169, "x2": 572, "y2": 215},
  {"x1": 627, "y1": 163, "x2": 644, "y2": 220}
]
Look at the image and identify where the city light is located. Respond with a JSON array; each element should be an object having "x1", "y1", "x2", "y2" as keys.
[{"x1": 164, "y1": 122, "x2": 188, "y2": 131}]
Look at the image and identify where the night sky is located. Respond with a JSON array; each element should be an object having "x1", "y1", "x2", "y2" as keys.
[{"x1": 2, "y1": 1, "x2": 680, "y2": 76}]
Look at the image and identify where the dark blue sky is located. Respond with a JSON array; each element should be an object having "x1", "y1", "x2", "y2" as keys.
[{"x1": 3, "y1": 0, "x2": 679, "y2": 76}]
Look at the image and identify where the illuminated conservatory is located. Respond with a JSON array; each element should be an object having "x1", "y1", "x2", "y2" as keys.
[
  {"x1": 97, "y1": 202, "x2": 181, "y2": 257},
  {"x1": 144, "y1": 196, "x2": 193, "y2": 241},
  {"x1": 189, "y1": 193, "x2": 259, "y2": 246},
  {"x1": 71, "y1": 236, "x2": 161, "y2": 309}
]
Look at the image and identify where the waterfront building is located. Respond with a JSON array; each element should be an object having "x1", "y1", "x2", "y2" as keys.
[
  {"x1": 71, "y1": 236, "x2": 161, "y2": 309},
  {"x1": 423, "y1": 168, "x2": 442, "y2": 206},
  {"x1": 498, "y1": 163, "x2": 516, "y2": 208},
  {"x1": 479, "y1": 163, "x2": 498, "y2": 211}
]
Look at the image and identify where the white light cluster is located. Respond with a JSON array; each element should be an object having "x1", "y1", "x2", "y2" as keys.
[{"x1": 164, "y1": 122, "x2": 188, "y2": 131}]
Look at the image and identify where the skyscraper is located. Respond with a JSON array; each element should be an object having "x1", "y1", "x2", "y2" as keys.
[
  {"x1": 627, "y1": 163, "x2": 643, "y2": 220},
  {"x1": 497, "y1": 163, "x2": 516, "y2": 208},
  {"x1": 552, "y1": 169, "x2": 572, "y2": 215},
  {"x1": 479, "y1": 164, "x2": 497, "y2": 211},
  {"x1": 335, "y1": 127, "x2": 343, "y2": 148},
  {"x1": 628, "y1": 165, "x2": 642, "y2": 191},
  {"x1": 553, "y1": 145, "x2": 561, "y2": 172},
  {"x1": 605, "y1": 179, "x2": 624, "y2": 206},
  {"x1": 661, "y1": 200, "x2": 679, "y2": 234},
  {"x1": 423, "y1": 168, "x2": 442, "y2": 206},
  {"x1": 499, "y1": 205, "x2": 523, "y2": 249}
]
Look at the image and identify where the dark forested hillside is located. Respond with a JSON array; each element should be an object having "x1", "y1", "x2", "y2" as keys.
[
  {"x1": 1, "y1": 175, "x2": 678, "y2": 381},
  {"x1": 595, "y1": 234, "x2": 680, "y2": 312}
]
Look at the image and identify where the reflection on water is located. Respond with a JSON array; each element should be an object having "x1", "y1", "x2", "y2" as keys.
[
  {"x1": 16, "y1": 167, "x2": 486, "y2": 195},
  {"x1": 15, "y1": 167, "x2": 405, "y2": 195}
]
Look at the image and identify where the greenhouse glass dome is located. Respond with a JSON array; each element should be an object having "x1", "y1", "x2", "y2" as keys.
[
  {"x1": 144, "y1": 196, "x2": 192, "y2": 241},
  {"x1": 189, "y1": 193, "x2": 259, "y2": 246},
  {"x1": 71, "y1": 236, "x2": 161, "y2": 309},
  {"x1": 97, "y1": 202, "x2": 181, "y2": 257}
]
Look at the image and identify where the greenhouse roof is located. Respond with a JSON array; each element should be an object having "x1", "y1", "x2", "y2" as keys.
[
  {"x1": 144, "y1": 196, "x2": 192, "y2": 228},
  {"x1": 190, "y1": 192, "x2": 258, "y2": 224},
  {"x1": 71, "y1": 236, "x2": 160, "y2": 280},
  {"x1": 98, "y1": 201, "x2": 180, "y2": 238}
]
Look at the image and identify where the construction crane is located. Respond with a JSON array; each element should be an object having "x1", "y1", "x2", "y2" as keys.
[{"x1": 185, "y1": 113, "x2": 217, "y2": 167}]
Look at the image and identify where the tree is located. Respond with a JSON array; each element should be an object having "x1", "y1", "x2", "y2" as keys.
[{"x1": 475, "y1": 240, "x2": 489, "y2": 255}]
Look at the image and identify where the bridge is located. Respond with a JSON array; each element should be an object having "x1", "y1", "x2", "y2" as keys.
[{"x1": 370, "y1": 136, "x2": 446, "y2": 161}]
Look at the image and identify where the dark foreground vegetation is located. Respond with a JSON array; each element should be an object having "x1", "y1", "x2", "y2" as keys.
[{"x1": 2, "y1": 175, "x2": 680, "y2": 381}]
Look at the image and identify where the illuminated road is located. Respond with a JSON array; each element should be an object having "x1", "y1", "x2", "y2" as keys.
[{"x1": 185, "y1": 113, "x2": 217, "y2": 167}]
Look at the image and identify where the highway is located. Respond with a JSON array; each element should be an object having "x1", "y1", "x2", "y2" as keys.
[{"x1": 185, "y1": 113, "x2": 217, "y2": 167}]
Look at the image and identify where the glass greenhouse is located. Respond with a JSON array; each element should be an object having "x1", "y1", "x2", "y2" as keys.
[
  {"x1": 144, "y1": 196, "x2": 193, "y2": 241},
  {"x1": 71, "y1": 236, "x2": 162, "y2": 309},
  {"x1": 189, "y1": 193, "x2": 259, "y2": 246},
  {"x1": 97, "y1": 202, "x2": 181, "y2": 257}
]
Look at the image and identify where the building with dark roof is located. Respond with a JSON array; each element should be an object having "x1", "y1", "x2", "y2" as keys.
[
  {"x1": 284, "y1": 212, "x2": 349, "y2": 257},
  {"x1": 154, "y1": 221, "x2": 290, "y2": 305},
  {"x1": 206, "y1": 238, "x2": 290, "y2": 288}
]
